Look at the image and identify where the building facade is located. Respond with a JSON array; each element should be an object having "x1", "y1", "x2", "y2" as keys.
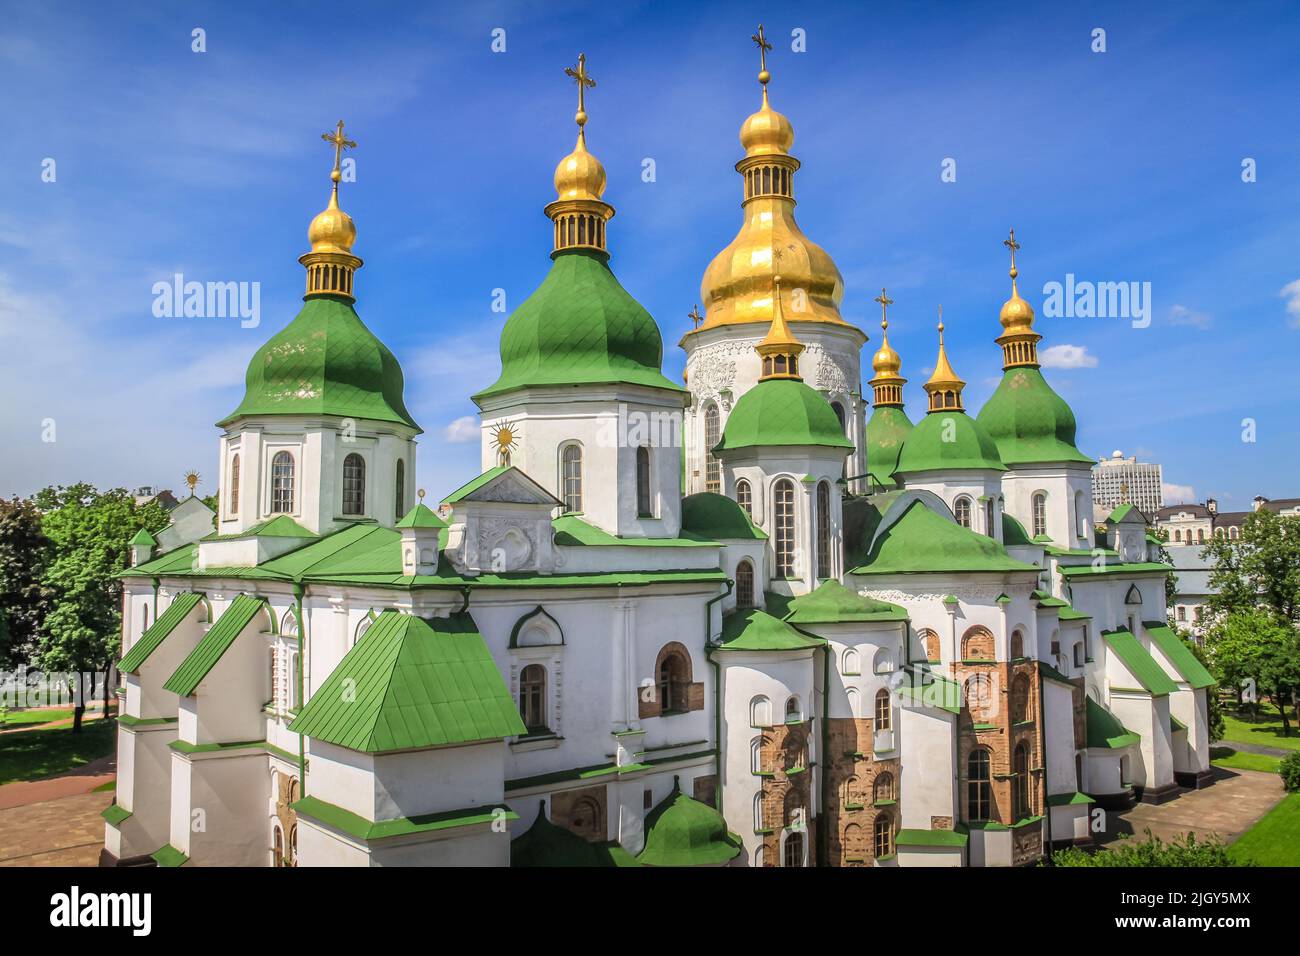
[{"x1": 1091, "y1": 451, "x2": 1163, "y2": 519}]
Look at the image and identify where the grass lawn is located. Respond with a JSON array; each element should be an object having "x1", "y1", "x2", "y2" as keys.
[
  {"x1": 1210, "y1": 746, "x2": 1281, "y2": 774},
  {"x1": 1221, "y1": 711, "x2": 1300, "y2": 752},
  {"x1": 0, "y1": 708, "x2": 74, "y2": 727},
  {"x1": 0, "y1": 718, "x2": 115, "y2": 785},
  {"x1": 1231, "y1": 793, "x2": 1300, "y2": 866},
  {"x1": 92, "y1": 779, "x2": 116, "y2": 793}
]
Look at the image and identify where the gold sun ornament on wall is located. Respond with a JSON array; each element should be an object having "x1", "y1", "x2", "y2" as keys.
[
  {"x1": 183, "y1": 471, "x2": 201, "y2": 497},
  {"x1": 490, "y1": 420, "x2": 519, "y2": 466}
]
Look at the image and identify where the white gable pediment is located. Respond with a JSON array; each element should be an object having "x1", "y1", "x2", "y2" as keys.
[{"x1": 449, "y1": 467, "x2": 562, "y2": 508}]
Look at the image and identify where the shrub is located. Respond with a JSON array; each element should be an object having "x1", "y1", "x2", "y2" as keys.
[
  {"x1": 1050, "y1": 829, "x2": 1238, "y2": 867},
  {"x1": 1281, "y1": 752, "x2": 1300, "y2": 792}
]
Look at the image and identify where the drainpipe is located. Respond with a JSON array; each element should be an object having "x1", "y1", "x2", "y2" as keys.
[
  {"x1": 1036, "y1": 660, "x2": 1052, "y2": 863},
  {"x1": 294, "y1": 582, "x2": 306, "y2": 796},
  {"x1": 819, "y1": 640, "x2": 830, "y2": 867},
  {"x1": 151, "y1": 577, "x2": 160, "y2": 619},
  {"x1": 705, "y1": 579, "x2": 733, "y2": 812},
  {"x1": 457, "y1": 585, "x2": 471, "y2": 615}
]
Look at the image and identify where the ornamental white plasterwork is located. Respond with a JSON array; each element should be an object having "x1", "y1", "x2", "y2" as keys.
[
  {"x1": 479, "y1": 517, "x2": 535, "y2": 572},
  {"x1": 803, "y1": 342, "x2": 854, "y2": 395},
  {"x1": 686, "y1": 340, "x2": 754, "y2": 397},
  {"x1": 862, "y1": 586, "x2": 1029, "y2": 604}
]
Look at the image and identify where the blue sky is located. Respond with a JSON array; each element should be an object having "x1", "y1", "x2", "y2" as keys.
[{"x1": 2, "y1": 0, "x2": 1298, "y2": 510}]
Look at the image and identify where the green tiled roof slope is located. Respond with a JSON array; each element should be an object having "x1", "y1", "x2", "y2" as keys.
[
  {"x1": 1101, "y1": 628, "x2": 1179, "y2": 696},
  {"x1": 714, "y1": 608, "x2": 824, "y2": 652},
  {"x1": 714, "y1": 378, "x2": 853, "y2": 453},
  {"x1": 221, "y1": 296, "x2": 419, "y2": 431},
  {"x1": 289, "y1": 610, "x2": 525, "y2": 752},
  {"x1": 894, "y1": 410, "x2": 1005, "y2": 476},
  {"x1": 975, "y1": 366, "x2": 1091, "y2": 466},
  {"x1": 1085, "y1": 697, "x2": 1140, "y2": 749},
  {"x1": 395, "y1": 503, "x2": 447, "y2": 529},
  {"x1": 511, "y1": 803, "x2": 639, "y2": 867},
  {"x1": 120, "y1": 591, "x2": 203, "y2": 674},
  {"x1": 681, "y1": 492, "x2": 766, "y2": 540},
  {"x1": 553, "y1": 514, "x2": 717, "y2": 547},
  {"x1": 163, "y1": 594, "x2": 267, "y2": 696},
  {"x1": 864, "y1": 405, "x2": 913, "y2": 491},
  {"x1": 851, "y1": 500, "x2": 1038, "y2": 576},
  {"x1": 784, "y1": 579, "x2": 907, "y2": 624},
  {"x1": 1145, "y1": 622, "x2": 1215, "y2": 689},
  {"x1": 474, "y1": 249, "x2": 680, "y2": 400}
]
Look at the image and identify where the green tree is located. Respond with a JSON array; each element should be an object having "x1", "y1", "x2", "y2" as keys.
[
  {"x1": 1203, "y1": 510, "x2": 1300, "y2": 623},
  {"x1": 1051, "y1": 829, "x2": 1237, "y2": 867},
  {"x1": 32, "y1": 484, "x2": 169, "y2": 731},
  {"x1": 0, "y1": 497, "x2": 53, "y2": 668},
  {"x1": 1149, "y1": 526, "x2": 1177, "y2": 606},
  {"x1": 1204, "y1": 608, "x2": 1300, "y2": 733}
]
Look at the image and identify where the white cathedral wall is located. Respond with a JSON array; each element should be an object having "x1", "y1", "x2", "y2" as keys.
[
  {"x1": 1042, "y1": 679, "x2": 1080, "y2": 798},
  {"x1": 898, "y1": 471, "x2": 1004, "y2": 540},
  {"x1": 898, "y1": 703, "x2": 957, "y2": 833},
  {"x1": 168, "y1": 748, "x2": 270, "y2": 865},
  {"x1": 1001, "y1": 464, "x2": 1094, "y2": 550}
]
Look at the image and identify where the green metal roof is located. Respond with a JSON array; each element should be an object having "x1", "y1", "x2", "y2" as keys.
[
  {"x1": 1038, "y1": 662, "x2": 1077, "y2": 686},
  {"x1": 1085, "y1": 696, "x2": 1140, "y2": 749},
  {"x1": 510, "y1": 803, "x2": 640, "y2": 867},
  {"x1": 474, "y1": 249, "x2": 681, "y2": 400},
  {"x1": 1107, "y1": 503, "x2": 1141, "y2": 524},
  {"x1": 394, "y1": 503, "x2": 447, "y2": 529},
  {"x1": 637, "y1": 780, "x2": 742, "y2": 866},
  {"x1": 1101, "y1": 628, "x2": 1178, "y2": 696},
  {"x1": 850, "y1": 500, "x2": 1038, "y2": 576},
  {"x1": 714, "y1": 378, "x2": 853, "y2": 453},
  {"x1": 896, "y1": 827, "x2": 968, "y2": 848},
  {"x1": 442, "y1": 466, "x2": 510, "y2": 503},
  {"x1": 1002, "y1": 513, "x2": 1033, "y2": 546},
  {"x1": 120, "y1": 591, "x2": 204, "y2": 674},
  {"x1": 129, "y1": 528, "x2": 157, "y2": 546},
  {"x1": 1145, "y1": 621, "x2": 1216, "y2": 689},
  {"x1": 163, "y1": 594, "x2": 268, "y2": 696},
  {"x1": 289, "y1": 609, "x2": 525, "y2": 752},
  {"x1": 713, "y1": 608, "x2": 824, "y2": 652},
  {"x1": 292, "y1": 794, "x2": 516, "y2": 841},
  {"x1": 783, "y1": 579, "x2": 907, "y2": 624},
  {"x1": 895, "y1": 672, "x2": 962, "y2": 714},
  {"x1": 1058, "y1": 562, "x2": 1170, "y2": 578},
  {"x1": 220, "y1": 296, "x2": 420, "y2": 431},
  {"x1": 552, "y1": 514, "x2": 717, "y2": 547},
  {"x1": 975, "y1": 366, "x2": 1091, "y2": 466},
  {"x1": 1046, "y1": 790, "x2": 1096, "y2": 807},
  {"x1": 894, "y1": 409, "x2": 1005, "y2": 476},
  {"x1": 680, "y1": 492, "x2": 767, "y2": 540},
  {"x1": 864, "y1": 405, "x2": 913, "y2": 491}
]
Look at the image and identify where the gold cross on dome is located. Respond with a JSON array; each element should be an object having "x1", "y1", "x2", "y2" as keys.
[
  {"x1": 321, "y1": 120, "x2": 356, "y2": 178},
  {"x1": 874, "y1": 288, "x2": 894, "y2": 326},
  {"x1": 688, "y1": 304, "x2": 704, "y2": 328},
  {"x1": 565, "y1": 53, "x2": 596, "y2": 123},
  {"x1": 752, "y1": 24, "x2": 772, "y2": 77},
  {"x1": 1003, "y1": 228, "x2": 1021, "y2": 275}
]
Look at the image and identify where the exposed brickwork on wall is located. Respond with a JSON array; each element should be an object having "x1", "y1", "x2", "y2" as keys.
[
  {"x1": 931, "y1": 815, "x2": 953, "y2": 830},
  {"x1": 1012, "y1": 820, "x2": 1044, "y2": 866},
  {"x1": 693, "y1": 774, "x2": 718, "y2": 809},
  {"x1": 822, "y1": 716, "x2": 899, "y2": 866},
  {"x1": 754, "y1": 720, "x2": 814, "y2": 866},
  {"x1": 274, "y1": 772, "x2": 299, "y2": 867},
  {"x1": 641, "y1": 642, "x2": 704, "y2": 719},
  {"x1": 961, "y1": 626, "x2": 996, "y2": 661},
  {"x1": 551, "y1": 784, "x2": 608, "y2": 842}
]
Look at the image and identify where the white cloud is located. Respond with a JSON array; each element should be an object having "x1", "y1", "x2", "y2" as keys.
[
  {"x1": 1039, "y1": 344, "x2": 1098, "y2": 369},
  {"x1": 1163, "y1": 482, "x2": 1196, "y2": 504},
  {"x1": 1281, "y1": 279, "x2": 1300, "y2": 328},
  {"x1": 1168, "y1": 304, "x2": 1211, "y2": 328},
  {"x1": 443, "y1": 415, "x2": 480, "y2": 443}
]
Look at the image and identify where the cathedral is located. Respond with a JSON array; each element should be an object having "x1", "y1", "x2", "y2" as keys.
[{"x1": 103, "y1": 32, "x2": 1214, "y2": 868}]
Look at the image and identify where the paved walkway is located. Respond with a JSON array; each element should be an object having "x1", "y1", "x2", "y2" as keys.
[
  {"x1": 1099, "y1": 766, "x2": 1285, "y2": 847},
  {"x1": 0, "y1": 753, "x2": 116, "y2": 811},
  {"x1": 0, "y1": 790, "x2": 112, "y2": 866}
]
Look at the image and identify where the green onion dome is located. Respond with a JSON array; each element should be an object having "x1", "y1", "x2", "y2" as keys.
[
  {"x1": 975, "y1": 366, "x2": 1091, "y2": 466},
  {"x1": 220, "y1": 296, "x2": 419, "y2": 431},
  {"x1": 637, "y1": 778, "x2": 742, "y2": 866},
  {"x1": 474, "y1": 249, "x2": 681, "y2": 401},
  {"x1": 714, "y1": 378, "x2": 854, "y2": 454},
  {"x1": 893, "y1": 409, "x2": 1004, "y2": 477},
  {"x1": 865, "y1": 405, "x2": 913, "y2": 491}
]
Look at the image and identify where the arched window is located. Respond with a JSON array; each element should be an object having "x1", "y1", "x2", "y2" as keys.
[
  {"x1": 1014, "y1": 743, "x2": 1031, "y2": 819},
  {"x1": 873, "y1": 813, "x2": 894, "y2": 858},
  {"x1": 753, "y1": 792, "x2": 764, "y2": 832},
  {"x1": 1229, "y1": 526, "x2": 1239, "y2": 540},
  {"x1": 920, "y1": 628, "x2": 941, "y2": 663},
  {"x1": 636, "y1": 446, "x2": 652, "y2": 516},
  {"x1": 1011, "y1": 673, "x2": 1031, "y2": 723},
  {"x1": 519, "y1": 664, "x2": 547, "y2": 733},
  {"x1": 1196, "y1": 528, "x2": 1205, "y2": 543},
  {"x1": 342, "y1": 453, "x2": 366, "y2": 515},
  {"x1": 750, "y1": 736, "x2": 765, "y2": 773},
  {"x1": 783, "y1": 830, "x2": 805, "y2": 867},
  {"x1": 1075, "y1": 490, "x2": 1086, "y2": 539},
  {"x1": 873, "y1": 772, "x2": 895, "y2": 804},
  {"x1": 1174, "y1": 529, "x2": 1182, "y2": 542},
  {"x1": 874, "y1": 689, "x2": 891, "y2": 730},
  {"x1": 703, "y1": 403, "x2": 720, "y2": 493},
  {"x1": 735, "y1": 559, "x2": 755, "y2": 608},
  {"x1": 735, "y1": 479, "x2": 752, "y2": 517},
  {"x1": 965, "y1": 674, "x2": 994, "y2": 715},
  {"x1": 141, "y1": 604, "x2": 149, "y2": 635},
  {"x1": 1214, "y1": 527, "x2": 1223, "y2": 539},
  {"x1": 272, "y1": 823, "x2": 285, "y2": 867},
  {"x1": 394, "y1": 459, "x2": 405, "y2": 522},
  {"x1": 657, "y1": 645, "x2": 690, "y2": 714},
  {"x1": 954, "y1": 496, "x2": 972, "y2": 528},
  {"x1": 785, "y1": 696, "x2": 802, "y2": 722},
  {"x1": 967, "y1": 749, "x2": 992, "y2": 821},
  {"x1": 842, "y1": 775, "x2": 861, "y2": 807},
  {"x1": 1176, "y1": 605, "x2": 1186, "y2": 621},
  {"x1": 985, "y1": 498, "x2": 995, "y2": 538},
  {"x1": 1010, "y1": 629, "x2": 1025, "y2": 659},
  {"x1": 816, "y1": 481, "x2": 831, "y2": 579},
  {"x1": 561, "y1": 444, "x2": 583, "y2": 513},
  {"x1": 774, "y1": 479, "x2": 796, "y2": 577},
  {"x1": 749, "y1": 695, "x2": 771, "y2": 728},
  {"x1": 229, "y1": 454, "x2": 240, "y2": 515},
  {"x1": 288, "y1": 824, "x2": 297, "y2": 866},
  {"x1": 1032, "y1": 492, "x2": 1047, "y2": 538},
  {"x1": 271, "y1": 451, "x2": 295, "y2": 513},
  {"x1": 846, "y1": 686, "x2": 860, "y2": 718},
  {"x1": 842, "y1": 648, "x2": 860, "y2": 675},
  {"x1": 269, "y1": 647, "x2": 280, "y2": 710},
  {"x1": 961, "y1": 626, "x2": 995, "y2": 661}
]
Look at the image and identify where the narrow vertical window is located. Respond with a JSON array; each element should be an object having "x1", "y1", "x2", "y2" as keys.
[
  {"x1": 636, "y1": 446, "x2": 652, "y2": 516},
  {"x1": 342, "y1": 453, "x2": 366, "y2": 515},
  {"x1": 874, "y1": 814, "x2": 894, "y2": 857},
  {"x1": 519, "y1": 664, "x2": 547, "y2": 733},
  {"x1": 735, "y1": 479, "x2": 752, "y2": 517},
  {"x1": 271, "y1": 451, "x2": 295, "y2": 514},
  {"x1": 394, "y1": 459, "x2": 405, "y2": 522},
  {"x1": 955, "y1": 497, "x2": 972, "y2": 528},
  {"x1": 703, "y1": 403, "x2": 720, "y2": 493},
  {"x1": 1014, "y1": 744, "x2": 1031, "y2": 819},
  {"x1": 967, "y1": 749, "x2": 991, "y2": 821},
  {"x1": 816, "y1": 481, "x2": 831, "y2": 579},
  {"x1": 1032, "y1": 492, "x2": 1047, "y2": 538},
  {"x1": 774, "y1": 479, "x2": 796, "y2": 577},
  {"x1": 229, "y1": 454, "x2": 240, "y2": 515},
  {"x1": 736, "y1": 560, "x2": 755, "y2": 608},
  {"x1": 985, "y1": 499, "x2": 994, "y2": 537},
  {"x1": 874, "y1": 689, "x2": 891, "y2": 730},
  {"x1": 561, "y1": 444, "x2": 583, "y2": 513}
]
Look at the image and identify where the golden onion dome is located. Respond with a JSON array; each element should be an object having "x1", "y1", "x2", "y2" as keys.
[
  {"x1": 925, "y1": 313, "x2": 964, "y2": 392},
  {"x1": 554, "y1": 128, "x2": 607, "y2": 202},
  {"x1": 999, "y1": 286, "x2": 1035, "y2": 333},
  {"x1": 873, "y1": 318, "x2": 902, "y2": 376},
  {"x1": 740, "y1": 89, "x2": 795, "y2": 157},
  {"x1": 307, "y1": 176, "x2": 357, "y2": 255}
]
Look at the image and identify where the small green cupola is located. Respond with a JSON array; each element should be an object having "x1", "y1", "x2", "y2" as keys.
[{"x1": 637, "y1": 777, "x2": 743, "y2": 867}]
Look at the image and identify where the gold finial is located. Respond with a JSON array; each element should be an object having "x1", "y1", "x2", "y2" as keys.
[
  {"x1": 925, "y1": 305, "x2": 965, "y2": 412},
  {"x1": 870, "y1": 288, "x2": 904, "y2": 396},
  {"x1": 418, "y1": 488, "x2": 426, "y2": 502},
  {"x1": 752, "y1": 24, "x2": 773, "y2": 87},
  {"x1": 755, "y1": 270, "x2": 805, "y2": 381},
  {"x1": 183, "y1": 470, "x2": 201, "y2": 496},
  {"x1": 874, "y1": 287, "x2": 894, "y2": 331},
  {"x1": 321, "y1": 120, "x2": 356, "y2": 187},
  {"x1": 1003, "y1": 227, "x2": 1021, "y2": 289},
  {"x1": 302, "y1": 119, "x2": 362, "y2": 299},
  {"x1": 565, "y1": 53, "x2": 597, "y2": 129},
  {"x1": 688, "y1": 304, "x2": 704, "y2": 329},
  {"x1": 996, "y1": 227, "x2": 1040, "y2": 369}
]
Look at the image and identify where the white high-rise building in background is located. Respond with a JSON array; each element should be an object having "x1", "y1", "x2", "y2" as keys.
[{"x1": 1092, "y1": 450, "x2": 1163, "y2": 519}]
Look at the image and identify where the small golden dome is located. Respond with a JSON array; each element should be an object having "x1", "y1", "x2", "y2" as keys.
[
  {"x1": 554, "y1": 129, "x2": 607, "y2": 202},
  {"x1": 740, "y1": 89, "x2": 795, "y2": 157},
  {"x1": 873, "y1": 311, "x2": 902, "y2": 376},
  {"x1": 999, "y1": 286, "x2": 1035, "y2": 332},
  {"x1": 308, "y1": 183, "x2": 356, "y2": 255},
  {"x1": 925, "y1": 313, "x2": 964, "y2": 391}
]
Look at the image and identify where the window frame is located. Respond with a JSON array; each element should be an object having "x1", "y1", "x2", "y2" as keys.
[
  {"x1": 773, "y1": 478, "x2": 796, "y2": 578},
  {"x1": 342, "y1": 452, "x2": 367, "y2": 516},
  {"x1": 560, "y1": 443, "x2": 583, "y2": 514},
  {"x1": 270, "y1": 450, "x2": 296, "y2": 514}
]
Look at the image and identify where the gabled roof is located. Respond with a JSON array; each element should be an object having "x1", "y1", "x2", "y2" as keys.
[
  {"x1": 119, "y1": 591, "x2": 204, "y2": 674},
  {"x1": 1145, "y1": 621, "x2": 1216, "y2": 689},
  {"x1": 442, "y1": 465, "x2": 562, "y2": 507},
  {"x1": 850, "y1": 500, "x2": 1038, "y2": 576},
  {"x1": 1107, "y1": 503, "x2": 1146, "y2": 524},
  {"x1": 1101, "y1": 628, "x2": 1179, "y2": 696},
  {"x1": 289, "y1": 610, "x2": 525, "y2": 752},
  {"x1": 783, "y1": 580, "x2": 907, "y2": 624},
  {"x1": 713, "y1": 608, "x2": 824, "y2": 652},
  {"x1": 129, "y1": 528, "x2": 157, "y2": 546},
  {"x1": 163, "y1": 594, "x2": 268, "y2": 696},
  {"x1": 395, "y1": 503, "x2": 447, "y2": 529},
  {"x1": 1085, "y1": 697, "x2": 1140, "y2": 749}
]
